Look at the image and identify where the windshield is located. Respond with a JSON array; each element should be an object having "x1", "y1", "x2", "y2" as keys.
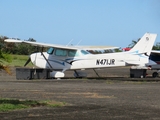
[{"x1": 47, "y1": 47, "x2": 54, "y2": 54}]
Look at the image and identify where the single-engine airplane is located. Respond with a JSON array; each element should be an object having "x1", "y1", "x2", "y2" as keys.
[{"x1": 5, "y1": 33, "x2": 157, "y2": 78}]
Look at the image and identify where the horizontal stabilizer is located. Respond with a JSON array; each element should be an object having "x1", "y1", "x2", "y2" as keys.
[{"x1": 125, "y1": 61, "x2": 144, "y2": 65}]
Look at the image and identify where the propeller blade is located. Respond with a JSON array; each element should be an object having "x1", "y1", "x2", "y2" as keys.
[{"x1": 24, "y1": 57, "x2": 31, "y2": 67}]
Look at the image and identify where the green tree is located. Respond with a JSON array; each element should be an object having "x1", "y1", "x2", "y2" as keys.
[
  {"x1": 0, "y1": 42, "x2": 12, "y2": 74},
  {"x1": 128, "y1": 38, "x2": 160, "y2": 50},
  {"x1": 1, "y1": 37, "x2": 37, "y2": 55},
  {"x1": 128, "y1": 38, "x2": 140, "y2": 48},
  {"x1": 152, "y1": 42, "x2": 160, "y2": 50}
]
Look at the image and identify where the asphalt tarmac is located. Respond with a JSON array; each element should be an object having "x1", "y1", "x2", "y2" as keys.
[{"x1": 0, "y1": 79, "x2": 160, "y2": 120}]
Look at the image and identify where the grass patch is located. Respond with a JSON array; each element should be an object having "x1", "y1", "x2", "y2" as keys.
[
  {"x1": 0, "y1": 98, "x2": 66, "y2": 112},
  {"x1": 2, "y1": 54, "x2": 34, "y2": 67}
]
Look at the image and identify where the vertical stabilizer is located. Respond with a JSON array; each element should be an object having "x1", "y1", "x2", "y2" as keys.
[{"x1": 130, "y1": 33, "x2": 157, "y2": 56}]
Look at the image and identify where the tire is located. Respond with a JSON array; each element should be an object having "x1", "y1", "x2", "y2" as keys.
[{"x1": 152, "y1": 72, "x2": 158, "y2": 78}]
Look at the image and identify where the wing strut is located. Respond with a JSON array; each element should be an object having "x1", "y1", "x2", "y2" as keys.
[
  {"x1": 93, "y1": 69, "x2": 100, "y2": 77},
  {"x1": 74, "y1": 70, "x2": 79, "y2": 77},
  {"x1": 41, "y1": 52, "x2": 53, "y2": 69},
  {"x1": 41, "y1": 47, "x2": 53, "y2": 70}
]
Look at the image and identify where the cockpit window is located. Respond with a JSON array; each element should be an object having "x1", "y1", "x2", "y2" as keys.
[
  {"x1": 47, "y1": 47, "x2": 54, "y2": 54},
  {"x1": 55, "y1": 49, "x2": 67, "y2": 56}
]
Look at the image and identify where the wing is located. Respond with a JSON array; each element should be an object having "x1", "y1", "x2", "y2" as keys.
[
  {"x1": 4, "y1": 39, "x2": 78, "y2": 50},
  {"x1": 4, "y1": 39, "x2": 119, "y2": 50}
]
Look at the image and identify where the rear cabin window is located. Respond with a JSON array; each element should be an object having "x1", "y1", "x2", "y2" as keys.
[
  {"x1": 68, "y1": 50, "x2": 78, "y2": 57},
  {"x1": 81, "y1": 50, "x2": 90, "y2": 55}
]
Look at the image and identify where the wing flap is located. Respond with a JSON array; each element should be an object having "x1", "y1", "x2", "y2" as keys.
[{"x1": 77, "y1": 46, "x2": 119, "y2": 50}]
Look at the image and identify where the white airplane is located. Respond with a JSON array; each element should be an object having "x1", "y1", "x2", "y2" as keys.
[{"x1": 5, "y1": 33, "x2": 157, "y2": 78}]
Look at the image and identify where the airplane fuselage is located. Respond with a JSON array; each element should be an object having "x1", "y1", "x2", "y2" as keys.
[{"x1": 30, "y1": 49, "x2": 146, "y2": 71}]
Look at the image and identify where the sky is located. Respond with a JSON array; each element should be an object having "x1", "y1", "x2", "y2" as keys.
[{"x1": 0, "y1": 0, "x2": 160, "y2": 48}]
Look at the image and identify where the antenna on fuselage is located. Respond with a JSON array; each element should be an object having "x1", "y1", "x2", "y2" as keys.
[
  {"x1": 76, "y1": 40, "x2": 82, "y2": 46},
  {"x1": 66, "y1": 39, "x2": 73, "y2": 46}
]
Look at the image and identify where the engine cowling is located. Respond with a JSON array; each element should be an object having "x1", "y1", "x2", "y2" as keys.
[{"x1": 50, "y1": 71, "x2": 65, "y2": 78}]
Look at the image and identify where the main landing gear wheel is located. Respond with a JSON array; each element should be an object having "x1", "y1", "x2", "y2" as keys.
[{"x1": 152, "y1": 72, "x2": 159, "y2": 78}]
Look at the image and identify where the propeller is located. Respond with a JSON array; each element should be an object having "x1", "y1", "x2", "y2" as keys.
[
  {"x1": 24, "y1": 46, "x2": 39, "y2": 67},
  {"x1": 24, "y1": 57, "x2": 31, "y2": 67}
]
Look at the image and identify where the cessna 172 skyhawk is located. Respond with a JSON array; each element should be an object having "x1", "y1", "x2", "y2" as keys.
[{"x1": 5, "y1": 33, "x2": 157, "y2": 78}]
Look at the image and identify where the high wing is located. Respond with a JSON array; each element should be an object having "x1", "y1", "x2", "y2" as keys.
[
  {"x1": 5, "y1": 39, "x2": 77, "y2": 50},
  {"x1": 4, "y1": 39, "x2": 119, "y2": 50}
]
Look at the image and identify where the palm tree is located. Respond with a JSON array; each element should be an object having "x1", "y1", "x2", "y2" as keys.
[
  {"x1": 128, "y1": 38, "x2": 140, "y2": 48},
  {"x1": 152, "y1": 42, "x2": 160, "y2": 50},
  {"x1": 128, "y1": 38, "x2": 160, "y2": 50}
]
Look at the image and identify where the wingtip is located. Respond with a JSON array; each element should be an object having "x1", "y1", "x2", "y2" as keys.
[{"x1": 4, "y1": 39, "x2": 22, "y2": 43}]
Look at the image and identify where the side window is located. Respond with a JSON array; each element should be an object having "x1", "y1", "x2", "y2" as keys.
[
  {"x1": 55, "y1": 49, "x2": 67, "y2": 56},
  {"x1": 47, "y1": 47, "x2": 54, "y2": 54},
  {"x1": 81, "y1": 50, "x2": 90, "y2": 55}
]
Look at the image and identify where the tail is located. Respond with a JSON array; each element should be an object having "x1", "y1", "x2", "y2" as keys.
[
  {"x1": 129, "y1": 33, "x2": 157, "y2": 56},
  {"x1": 125, "y1": 33, "x2": 157, "y2": 66}
]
